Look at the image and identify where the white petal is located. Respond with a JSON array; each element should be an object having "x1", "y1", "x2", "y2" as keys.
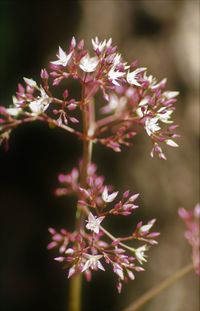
[
  {"x1": 165, "y1": 139, "x2": 179, "y2": 147},
  {"x1": 6, "y1": 107, "x2": 21, "y2": 116},
  {"x1": 82, "y1": 260, "x2": 91, "y2": 272},
  {"x1": 97, "y1": 260, "x2": 105, "y2": 271},
  {"x1": 23, "y1": 77, "x2": 38, "y2": 88}
]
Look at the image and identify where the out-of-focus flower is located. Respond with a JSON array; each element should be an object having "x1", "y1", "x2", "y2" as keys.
[
  {"x1": 165, "y1": 139, "x2": 179, "y2": 147},
  {"x1": 6, "y1": 107, "x2": 22, "y2": 117},
  {"x1": 178, "y1": 203, "x2": 200, "y2": 275}
]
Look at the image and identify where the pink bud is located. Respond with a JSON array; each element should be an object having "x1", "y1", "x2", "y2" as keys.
[
  {"x1": 123, "y1": 190, "x2": 130, "y2": 199},
  {"x1": 77, "y1": 39, "x2": 84, "y2": 50},
  {"x1": 70, "y1": 117, "x2": 79, "y2": 124},
  {"x1": 63, "y1": 89, "x2": 69, "y2": 98},
  {"x1": 40, "y1": 68, "x2": 49, "y2": 79},
  {"x1": 67, "y1": 103, "x2": 77, "y2": 111},
  {"x1": 70, "y1": 36, "x2": 76, "y2": 49}
]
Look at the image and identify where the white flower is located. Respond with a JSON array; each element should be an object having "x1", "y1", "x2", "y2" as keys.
[
  {"x1": 165, "y1": 139, "x2": 179, "y2": 147},
  {"x1": 91, "y1": 37, "x2": 112, "y2": 52},
  {"x1": 12, "y1": 96, "x2": 24, "y2": 107},
  {"x1": 51, "y1": 46, "x2": 73, "y2": 67},
  {"x1": 163, "y1": 91, "x2": 179, "y2": 99},
  {"x1": 23, "y1": 77, "x2": 38, "y2": 89},
  {"x1": 145, "y1": 117, "x2": 161, "y2": 136},
  {"x1": 82, "y1": 254, "x2": 105, "y2": 272},
  {"x1": 29, "y1": 87, "x2": 52, "y2": 115},
  {"x1": 108, "y1": 67, "x2": 125, "y2": 86},
  {"x1": 86, "y1": 212, "x2": 105, "y2": 234},
  {"x1": 102, "y1": 186, "x2": 118, "y2": 203},
  {"x1": 79, "y1": 54, "x2": 99, "y2": 72},
  {"x1": 135, "y1": 245, "x2": 148, "y2": 264},
  {"x1": 113, "y1": 53, "x2": 121, "y2": 67},
  {"x1": 127, "y1": 67, "x2": 146, "y2": 86},
  {"x1": 6, "y1": 107, "x2": 22, "y2": 117},
  {"x1": 157, "y1": 107, "x2": 173, "y2": 124},
  {"x1": 139, "y1": 220, "x2": 155, "y2": 234}
]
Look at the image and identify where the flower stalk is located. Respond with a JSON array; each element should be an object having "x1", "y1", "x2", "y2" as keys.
[{"x1": 68, "y1": 95, "x2": 94, "y2": 311}]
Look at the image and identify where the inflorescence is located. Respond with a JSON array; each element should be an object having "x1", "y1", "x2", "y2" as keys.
[
  {"x1": 0, "y1": 36, "x2": 179, "y2": 159},
  {"x1": 0, "y1": 37, "x2": 181, "y2": 292}
]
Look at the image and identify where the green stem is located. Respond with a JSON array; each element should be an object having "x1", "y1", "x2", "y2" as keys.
[
  {"x1": 68, "y1": 95, "x2": 94, "y2": 311},
  {"x1": 122, "y1": 263, "x2": 194, "y2": 311}
]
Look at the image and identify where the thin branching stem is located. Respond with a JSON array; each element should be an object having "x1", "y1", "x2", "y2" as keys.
[{"x1": 122, "y1": 263, "x2": 194, "y2": 311}]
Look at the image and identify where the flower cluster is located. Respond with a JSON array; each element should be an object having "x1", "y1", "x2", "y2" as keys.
[
  {"x1": 1, "y1": 37, "x2": 177, "y2": 293},
  {"x1": 0, "y1": 37, "x2": 179, "y2": 159},
  {"x1": 49, "y1": 163, "x2": 159, "y2": 292},
  {"x1": 178, "y1": 204, "x2": 200, "y2": 275}
]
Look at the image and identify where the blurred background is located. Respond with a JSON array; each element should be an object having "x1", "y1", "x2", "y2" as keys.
[{"x1": 0, "y1": 1, "x2": 199, "y2": 311}]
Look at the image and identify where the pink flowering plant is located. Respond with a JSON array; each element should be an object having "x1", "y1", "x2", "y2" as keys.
[
  {"x1": 2, "y1": 36, "x2": 198, "y2": 311},
  {"x1": 179, "y1": 204, "x2": 200, "y2": 275}
]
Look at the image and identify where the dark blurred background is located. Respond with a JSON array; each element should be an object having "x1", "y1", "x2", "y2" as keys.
[{"x1": 0, "y1": 1, "x2": 199, "y2": 311}]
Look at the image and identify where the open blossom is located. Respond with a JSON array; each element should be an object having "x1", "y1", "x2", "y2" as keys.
[
  {"x1": 127, "y1": 67, "x2": 146, "y2": 86},
  {"x1": 82, "y1": 254, "x2": 105, "y2": 272},
  {"x1": 86, "y1": 212, "x2": 105, "y2": 234},
  {"x1": 29, "y1": 87, "x2": 52, "y2": 115},
  {"x1": 145, "y1": 117, "x2": 161, "y2": 136},
  {"x1": 92, "y1": 37, "x2": 112, "y2": 52},
  {"x1": 23, "y1": 77, "x2": 38, "y2": 89},
  {"x1": 135, "y1": 245, "x2": 149, "y2": 264},
  {"x1": 79, "y1": 54, "x2": 99, "y2": 72},
  {"x1": 102, "y1": 186, "x2": 118, "y2": 203},
  {"x1": 108, "y1": 67, "x2": 126, "y2": 86},
  {"x1": 157, "y1": 107, "x2": 174, "y2": 124},
  {"x1": 51, "y1": 46, "x2": 72, "y2": 66},
  {"x1": 179, "y1": 204, "x2": 200, "y2": 275}
]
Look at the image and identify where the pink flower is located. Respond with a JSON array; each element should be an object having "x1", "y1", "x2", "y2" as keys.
[{"x1": 179, "y1": 204, "x2": 200, "y2": 275}]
